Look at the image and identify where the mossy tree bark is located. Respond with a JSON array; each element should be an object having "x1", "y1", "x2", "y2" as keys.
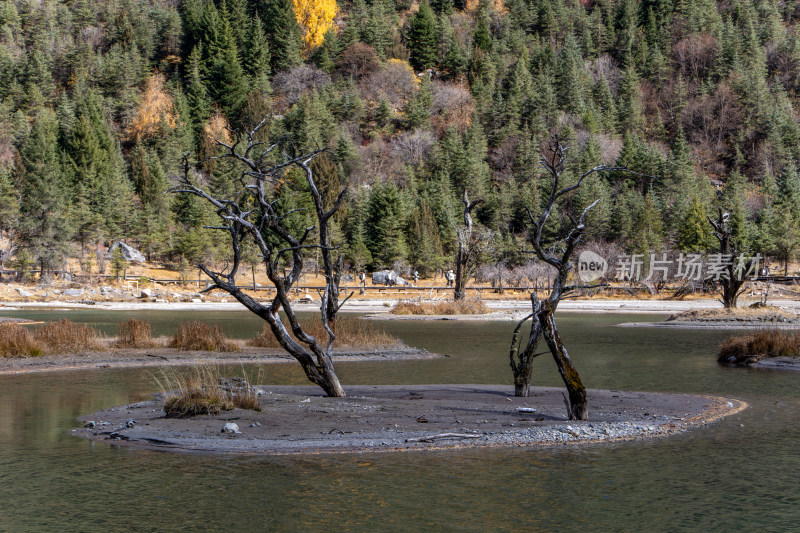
[
  {"x1": 708, "y1": 209, "x2": 757, "y2": 309},
  {"x1": 509, "y1": 137, "x2": 639, "y2": 420}
]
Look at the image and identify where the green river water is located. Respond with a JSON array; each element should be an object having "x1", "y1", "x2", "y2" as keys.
[{"x1": 0, "y1": 310, "x2": 797, "y2": 531}]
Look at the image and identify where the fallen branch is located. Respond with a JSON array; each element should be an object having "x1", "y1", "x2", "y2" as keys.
[{"x1": 405, "y1": 433, "x2": 482, "y2": 443}]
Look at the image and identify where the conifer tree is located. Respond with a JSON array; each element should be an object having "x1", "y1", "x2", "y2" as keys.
[
  {"x1": 408, "y1": 0, "x2": 438, "y2": 71},
  {"x1": 18, "y1": 108, "x2": 72, "y2": 274},
  {"x1": 261, "y1": 0, "x2": 303, "y2": 72}
]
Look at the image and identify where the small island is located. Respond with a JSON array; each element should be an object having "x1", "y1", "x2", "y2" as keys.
[{"x1": 72, "y1": 383, "x2": 746, "y2": 454}]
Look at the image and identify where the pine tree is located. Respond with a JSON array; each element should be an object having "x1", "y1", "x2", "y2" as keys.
[
  {"x1": 408, "y1": 0, "x2": 438, "y2": 71},
  {"x1": 18, "y1": 108, "x2": 72, "y2": 274},
  {"x1": 261, "y1": 0, "x2": 303, "y2": 72},
  {"x1": 241, "y1": 17, "x2": 272, "y2": 96}
]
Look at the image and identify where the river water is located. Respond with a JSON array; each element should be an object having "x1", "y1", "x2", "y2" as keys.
[{"x1": 0, "y1": 310, "x2": 797, "y2": 531}]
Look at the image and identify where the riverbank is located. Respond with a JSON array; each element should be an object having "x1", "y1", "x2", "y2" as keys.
[
  {"x1": 71, "y1": 384, "x2": 747, "y2": 455},
  {"x1": 4, "y1": 296, "x2": 800, "y2": 314},
  {"x1": 0, "y1": 345, "x2": 436, "y2": 375}
]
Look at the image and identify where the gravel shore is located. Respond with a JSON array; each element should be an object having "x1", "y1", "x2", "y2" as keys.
[{"x1": 72, "y1": 384, "x2": 746, "y2": 455}]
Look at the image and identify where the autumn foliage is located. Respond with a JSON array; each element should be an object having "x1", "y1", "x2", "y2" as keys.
[
  {"x1": 293, "y1": 0, "x2": 337, "y2": 50},
  {"x1": 129, "y1": 71, "x2": 176, "y2": 142}
]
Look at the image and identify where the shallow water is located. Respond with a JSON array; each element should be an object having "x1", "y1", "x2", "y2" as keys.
[{"x1": 0, "y1": 311, "x2": 797, "y2": 531}]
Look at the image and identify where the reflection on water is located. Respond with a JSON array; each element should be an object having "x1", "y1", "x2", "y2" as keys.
[{"x1": 0, "y1": 311, "x2": 797, "y2": 531}]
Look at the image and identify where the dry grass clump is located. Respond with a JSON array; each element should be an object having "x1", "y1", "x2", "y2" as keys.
[
  {"x1": 0, "y1": 324, "x2": 42, "y2": 357},
  {"x1": 718, "y1": 329, "x2": 800, "y2": 364},
  {"x1": 168, "y1": 321, "x2": 240, "y2": 352},
  {"x1": 114, "y1": 318, "x2": 158, "y2": 348},
  {"x1": 390, "y1": 299, "x2": 489, "y2": 315},
  {"x1": 154, "y1": 366, "x2": 262, "y2": 417},
  {"x1": 249, "y1": 316, "x2": 399, "y2": 348},
  {"x1": 33, "y1": 319, "x2": 103, "y2": 353}
]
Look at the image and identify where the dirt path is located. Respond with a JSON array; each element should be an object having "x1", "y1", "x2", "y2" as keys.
[{"x1": 71, "y1": 384, "x2": 746, "y2": 455}]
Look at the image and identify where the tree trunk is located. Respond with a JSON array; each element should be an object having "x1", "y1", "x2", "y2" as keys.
[
  {"x1": 510, "y1": 295, "x2": 543, "y2": 397},
  {"x1": 540, "y1": 305, "x2": 587, "y2": 420},
  {"x1": 454, "y1": 248, "x2": 466, "y2": 301}
]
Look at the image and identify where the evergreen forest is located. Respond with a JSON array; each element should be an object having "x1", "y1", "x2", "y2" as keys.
[{"x1": 2, "y1": 0, "x2": 800, "y2": 279}]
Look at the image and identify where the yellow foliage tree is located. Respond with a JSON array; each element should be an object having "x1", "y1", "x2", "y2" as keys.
[
  {"x1": 129, "y1": 71, "x2": 177, "y2": 142},
  {"x1": 293, "y1": 0, "x2": 338, "y2": 50}
]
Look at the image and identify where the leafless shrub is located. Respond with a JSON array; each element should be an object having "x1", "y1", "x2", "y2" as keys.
[
  {"x1": 81, "y1": 26, "x2": 106, "y2": 50},
  {"x1": 673, "y1": 33, "x2": 718, "y2": 81},
  {"x1": 431, "y1": 80, "x2": 474, "y2": 134},
  {"x1": 392, "y1": 129, "x2": 435, "y2": 164},
  {"x1": 360, "y1": 59, "x2": 417, "y2": 108},
  {"x1": 272, "y1": 65, "x2": 331, "y2": 106},
  {"x1": 336, "y1": 42, "x2": 381, "y2": 80},
  {"x1": 585, "y1": 54, "x2": 621, "y2": 91}
]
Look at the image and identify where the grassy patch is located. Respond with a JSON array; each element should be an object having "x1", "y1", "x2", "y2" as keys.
[
  {"x1": 249, "y1": 316, "x2": 399, "y2": 348},
  {"x1": 114, "y1": 318, "x2": 158, "y2": 348},
  {"x1": 718, "y1": 329, "x2": 800, "y2": 364},
  {"x1": 168, "y1": 321, "x2": 240, "y2": 352},
  {"x1": 34, "y1": 319, "x2": 103, "y2": 353},
  {"x1": 0, "y1": 324, "x2": 42, "y2": 357},
  {"x1": 390, "y1": 299, "x2": 489, "y2": 315},
  {"x1": 154, "y1": 365, "x2": 262, "y2": 418}
]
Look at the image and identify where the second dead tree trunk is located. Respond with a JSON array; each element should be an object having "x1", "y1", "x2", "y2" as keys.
[
  {"x1": 454, "y1": 189, "x2": 482, "y2": 301},
  {"x1": 708, "y1": 208, "x2": 758, "y2": 309},
  {"x1": 509, "y1": 137, "x2": 632, "y2": 420}
]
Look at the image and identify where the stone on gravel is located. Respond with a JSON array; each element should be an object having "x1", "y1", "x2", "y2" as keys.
[
  {"x1": 140, "y1": 288, "x2": 152, "y2": 298},
  {"x1": 63, "y1": 288, "x2": 84, "y2": 297},
  {"x1": 221, "y1": 422, "x2": 240, "y2": 435},
  {"x1": 16, "y1": 288, "x2": 32, "y2": 297}
]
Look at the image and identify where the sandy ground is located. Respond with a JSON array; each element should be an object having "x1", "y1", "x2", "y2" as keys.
[
  {"x1": 0, "y1": 346, "x2": 436, "y2": 375},
  {"x1": 71, "y1": 384, "x2": 747, "y2": 455},
  {"x1": 2, "y1": 295, "x2": 800, "y2": 314}
]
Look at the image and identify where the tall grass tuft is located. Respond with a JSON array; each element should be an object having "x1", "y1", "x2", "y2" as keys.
[
  {"x1": 168, "y1": 321, "x2": 240, "y2": 352},
  {"x1": 718, "y1": 329, "x2": 800, "y2": 364},
  {"x1": 33, "y1": 319, "x2": 103, "y2": 353},
  {"x1": 0, "y1": 324, "x2": 42, "y2": 357},
  {"x1": 114, "y1": 318, "x2": 157, "y2": 348},
  {"x1": 390, "y1": 299, "x2": 489, "y2": 315},
  {"x1": 152, "y1": 365, "x2": 262, "y2": 417},
  {"x1": 248, "y1": 316, "x2": 399, "y2": 348}
]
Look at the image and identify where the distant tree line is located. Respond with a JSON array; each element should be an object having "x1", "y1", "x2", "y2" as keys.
[{"x1": 0, "y1": 0, "x2": 799, "y2": 277}]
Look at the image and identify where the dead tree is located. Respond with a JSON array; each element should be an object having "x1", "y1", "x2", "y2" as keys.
[
  {"x1": 509, "y1": 137, "x2": 632, "y2": 420},
  {"x1": 708, "y1": 208, "x2": 756, "y2": 308},
  {"x1": 171, "y1": 119, "x2": 349, "y2": 397},
  {"x1": 454, "y1": 189, "x2": 483, "y2": 301}
]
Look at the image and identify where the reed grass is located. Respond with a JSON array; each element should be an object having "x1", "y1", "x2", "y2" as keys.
[
  {"x1": 390, "y1": 299, "x2": 489, "y2": 315},
  {"x1": 153, "y1": 365, "x2": 262, "y2": 418},
  {"x1": 718, "y1": 329, "x2": 800, "y2": 364},
  {"x1": 114, "y1": 318, "x2": 158, "y2": 348},
  {"x1": 36, "y1": 319, "x2": 103, "y2": 353},
  {"x1": 0, "y1": 324, "x2": 42, "y2": 357},
  {"x1": 168, "y1": 321, "x2": 240, "y2": 352},
  {"x1": 248, "y1": 316, "x2": 399, "y2": 348}
]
